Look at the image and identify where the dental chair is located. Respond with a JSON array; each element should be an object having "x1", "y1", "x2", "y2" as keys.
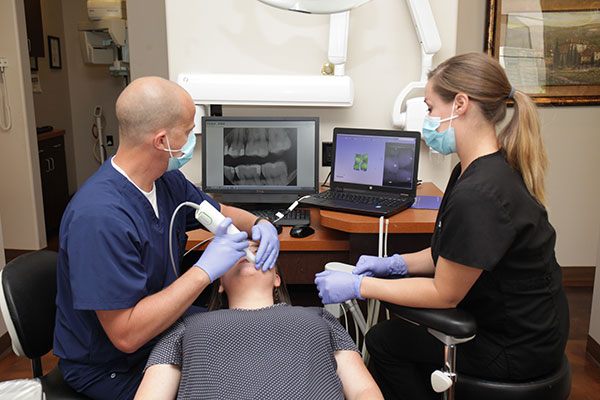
[
  {"x1": 0, "y1": 250, "x2": 90, "y2": 399},
  {"x1": 383, "y1": 303, "x2": 571, "y2": 400}
]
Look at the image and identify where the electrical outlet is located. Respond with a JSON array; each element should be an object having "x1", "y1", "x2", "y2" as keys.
[
  {"x1": 321, "y1": 141, "x2": 333, "y2": 167},
  {"x1": 106, "y1": 135, "x2": 114, "y2": 146},
  {"x1": 0, "y1": 57, "x2": 8, "y2": 68}
]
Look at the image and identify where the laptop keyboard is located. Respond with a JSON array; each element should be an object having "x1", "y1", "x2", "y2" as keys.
[
  {"x1": 252, "y1": 208, "x2": 311, "y2": 227},
  {"x1": 316, "y1": 191, "x2": 409, "y2": 207}
]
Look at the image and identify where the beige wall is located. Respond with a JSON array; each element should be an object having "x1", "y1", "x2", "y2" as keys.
[
  {"x1": 166, "y1": 0, "x2": 459, "y2": 192},
  {"x1": 127, "y1": 0, "x2": 169, "y2": 80},
  {"x1": 34, "y1": 0, "x2": 77, "y2": 194},
  {"x1": 61, "y1": 0, "x2": 123, "y2": 186},
  {"x1": 0, "y1": 215, "x2": 6, "y2": 337},
  {"x1": 590, "y1": 231, "x2": 600, "y2": 342},
  {"x1": 456, "y1": 1, "x2": 600, "y2": 268},
  {"x1": 0, "y1": 0, "x2": 46, "y2": 250}
]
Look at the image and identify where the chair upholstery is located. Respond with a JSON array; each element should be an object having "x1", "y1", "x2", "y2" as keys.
[
  {"x1": 0, "y1": 250, "x2": 90, "y2": 399},
  {"x1": 456, "y1": 355, "x2": 571, "y2": 400},
  {"x1": 383, "y1": 302, "x2": 571, "y2": 400}
]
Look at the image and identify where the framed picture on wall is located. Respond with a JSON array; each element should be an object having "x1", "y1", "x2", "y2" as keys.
[
  {"x1": 485, "y1": 0, "x2": 600, "y2": 106},
  {"x1": 48, "y1": 36, "x2": 62, "y2": 69}
]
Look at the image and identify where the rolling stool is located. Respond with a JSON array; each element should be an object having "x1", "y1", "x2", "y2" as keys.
[{"x1": 384, "y1": 303, "x2": 571, "y2": 400}]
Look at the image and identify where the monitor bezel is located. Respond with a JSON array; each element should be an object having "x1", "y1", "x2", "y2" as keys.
[
  {"x1": 331, "y1": 127, "x2": 421, "y2": 196},
  {"x1": 201, "y1": 116, "x2": 319, "y2": 204}
]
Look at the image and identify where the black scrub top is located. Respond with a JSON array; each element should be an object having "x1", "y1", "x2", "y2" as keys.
[{"x1": 431, "y1": 151, "x2": 569, "y2": 380}]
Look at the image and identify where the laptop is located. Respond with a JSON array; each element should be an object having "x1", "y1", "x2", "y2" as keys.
[{"x1": 300, "y1": 128, "x2": 420, "y2": 217}]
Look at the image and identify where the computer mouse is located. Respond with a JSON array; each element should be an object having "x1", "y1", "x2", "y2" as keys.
[{"x1": 289, "y1": 225, "x2": 315, "y2": 238}]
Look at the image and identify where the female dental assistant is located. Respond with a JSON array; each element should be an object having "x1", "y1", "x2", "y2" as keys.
[{"x1": 315, "y1": 52, "x2": 569, "y2": 399}]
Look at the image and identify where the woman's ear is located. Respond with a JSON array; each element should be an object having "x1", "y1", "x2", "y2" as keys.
[
  {"x1": 455, "y1": 93, "x2": 469, "y2": 115},
  {"x1": 218, "y1": 282, "x2": 225, "y2": 294},
  {"x1": 274, "y1": 272, "x2": 281, "y2": 288}
]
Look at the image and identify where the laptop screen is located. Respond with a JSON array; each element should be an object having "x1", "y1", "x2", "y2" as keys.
[{"x1": 332, "y1": 128, "x2": 420, "y2": 194}]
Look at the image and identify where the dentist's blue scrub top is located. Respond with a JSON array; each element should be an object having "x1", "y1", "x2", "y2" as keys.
[{"x1": 53, "y1": 161, "x2": 219, "y2": 398}]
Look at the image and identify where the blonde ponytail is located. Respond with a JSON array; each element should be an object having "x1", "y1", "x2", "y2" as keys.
[
  {"x1": 428, "y1": 52, "x2": 548, "y2": 207},
  {"x1": 498, "y1": 91, "x2": 548, "y2": 206}
]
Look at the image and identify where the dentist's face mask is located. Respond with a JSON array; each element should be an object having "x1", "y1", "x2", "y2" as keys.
[
  {"x1": 163, "y1": 132, "x2": 196, "y2": 171},
  {"x1": 422, "y1": 100, "x2": 459, "y2": 155}
]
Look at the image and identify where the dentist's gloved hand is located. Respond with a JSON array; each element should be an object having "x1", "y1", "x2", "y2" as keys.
[
  {"x1": 252, "y1": 220, "x2": 280, "y2": 271},
  {"x1": 314, "y1": 270, "x2": 364, "y2": 304},
  {"x1": 194, "y1": 218, "x2": 248, "y2": 282},
  {"x1": 353, "y1": 254, "x2": 408, "y2": 278}
]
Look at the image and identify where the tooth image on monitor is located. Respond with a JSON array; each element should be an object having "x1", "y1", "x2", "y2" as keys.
[
  {"x1": 234, "y1": 164, "x2": 262, "y2": 185},
  {"x1": 245, "y1": 128, "x2": 269, "y2": 158},
  {"x1": 223, "y1": 166, "x2": 236, "y2": 184},
  {"x1": 224, "y1": 128, "x2": 246, "y2": 157},
  {"x1": 353, "y1": 153, "x2": 369, "y2": 171},
  {"x1": 261, "y1": 161, "x2": 288, "y2": 185},
  {"x1": 222, "y1": 127, "x2": 298, "y2": 187},
  {"x1": 267, "y1": 128, "x2": 293, "y2": 154}
]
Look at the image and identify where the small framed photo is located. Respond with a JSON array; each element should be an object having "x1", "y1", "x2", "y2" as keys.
[
  {"x1": 47, "y1": 36, "x2": 62, "y2": 69},
  {"x1": 485, "y1": 0, "x2": 600, "y2": 106},
  {"x1": 30, "y1": 56, "x2": 38, "y2": 71}
]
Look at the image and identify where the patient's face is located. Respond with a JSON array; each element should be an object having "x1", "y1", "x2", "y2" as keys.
[{"x1": 219, "y1": 243, "x2": 280, "y2": 294}]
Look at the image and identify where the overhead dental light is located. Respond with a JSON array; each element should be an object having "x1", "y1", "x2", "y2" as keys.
[{"x1": 257, "y1": 0, "x2": 373, "y2": 14}]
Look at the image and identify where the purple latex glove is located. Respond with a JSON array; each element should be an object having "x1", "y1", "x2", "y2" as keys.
[
  {"x1": 251, "y1": 220, "x2": 280, "y2": 271},
  {"x1": 194, "y1": 218, "x2": 248, "y2": 282},
  {"x1": 353, "y1": 254, "x2": 408, "y2": 278},
  {"x1": 314, "y1": 270, "x2": 364, "y2": 304}
]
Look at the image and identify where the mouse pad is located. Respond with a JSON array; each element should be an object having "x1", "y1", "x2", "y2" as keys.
[{"x1": 410, "y1": 195, "x2": 441, "y2": 210}]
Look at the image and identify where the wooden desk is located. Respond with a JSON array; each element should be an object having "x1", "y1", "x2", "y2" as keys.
[{"x1": 186, "y1": 183, "x2": 442, "y2": 283}]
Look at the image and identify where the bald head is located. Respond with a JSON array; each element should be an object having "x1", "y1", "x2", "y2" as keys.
[{"x1": 116, "y1": 77, "x2": 194, "y2": 144}]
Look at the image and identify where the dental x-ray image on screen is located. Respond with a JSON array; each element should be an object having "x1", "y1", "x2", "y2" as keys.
[{"x1": 222, "y1": 128, "x2": 298, "y2": 186}]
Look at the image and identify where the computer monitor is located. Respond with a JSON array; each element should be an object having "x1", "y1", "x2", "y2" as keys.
[{"x1": 202, "y1": 116, "x2": 319, "y2": 205}]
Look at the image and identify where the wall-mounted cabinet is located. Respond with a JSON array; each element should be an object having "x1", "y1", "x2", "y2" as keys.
[
  {"x1": 38, "y1": 131, "x2": 69, "y2": 235},
  {"x1": 24, "y1": 0, "x2": 45, "y2": 57}
]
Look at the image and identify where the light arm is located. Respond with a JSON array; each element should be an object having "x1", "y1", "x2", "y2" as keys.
[
  {"x1": 360, "y1": 256, "x2": 482, "y2": 308},
  {"x1": 219, "y1": 203, "x2": 259, "y2": 237},
  {"x1": 134, "y1": 364, "x2": 181, "y2": 400},
  {"x1": 335, "y1": 350, "x2": 384, "y2": 399},
  {"x1": 402, "y1": 247, "x2": 435, "y2": 276},
  {"x1": 96, "y1": 267, "x2": 210, "y2": 353}
]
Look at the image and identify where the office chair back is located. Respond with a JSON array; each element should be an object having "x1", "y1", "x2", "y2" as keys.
[{"x1": 0, "y1": 250, "x2": 58, "y2": 372}]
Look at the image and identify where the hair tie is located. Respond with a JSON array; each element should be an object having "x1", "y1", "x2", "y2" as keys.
[{"x1": 508, "y1": 86, "x2": 516, "y2": 99}]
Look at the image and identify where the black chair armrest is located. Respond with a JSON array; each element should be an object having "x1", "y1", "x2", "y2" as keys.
[{"x1": 383, "y1": 302, "x2": 476, "y2": 339}]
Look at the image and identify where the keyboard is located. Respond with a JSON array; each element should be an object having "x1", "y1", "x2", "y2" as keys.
[
  {"x1": 252, "y1": 208, "x2": 311, "y2": 227},
  {"x1": 314, "y1": 191, "x2": 409, "y2": 208}
]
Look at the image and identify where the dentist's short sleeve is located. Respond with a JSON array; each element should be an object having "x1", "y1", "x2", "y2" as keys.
[{"x1": 67, "y1": 209, "x2": 147, "y2": 310}]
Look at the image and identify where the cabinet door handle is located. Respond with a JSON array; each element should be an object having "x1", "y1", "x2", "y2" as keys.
[
  {"x1": 45, "y1": 158, "x2": 52, "y2": 173},
  {"x1": 52, "y1": 144, "x2": 62, "y2": 149},
  {"x1": 49, "y1": 157, "x2": 55, "y2": 172}
]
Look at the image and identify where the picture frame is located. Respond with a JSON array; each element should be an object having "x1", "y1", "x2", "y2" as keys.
[
  {"x1": 485, "y1": 0, "x2": 600, "y2": 106},
  {"x1": 47, "y1": 36, "x2": 62, "y2": 69},
  {"x1": 30, "y1": 57, "x2": 38, "y2": 71}
]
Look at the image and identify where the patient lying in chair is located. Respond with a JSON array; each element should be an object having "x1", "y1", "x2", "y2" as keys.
[{"x1": 134, "y1": 243, "x2": 382, "y2": 400}]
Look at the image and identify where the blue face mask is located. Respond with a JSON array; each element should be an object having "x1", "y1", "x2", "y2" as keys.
[
  {"x1": 422, "y1": 101, "x2": 458, "y2": 155},
  {"x1": 163, "y1": 133, "x2": 196, "y2": 171}
]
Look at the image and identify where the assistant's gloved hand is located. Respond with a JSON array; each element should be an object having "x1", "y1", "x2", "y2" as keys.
[
  {"x1": 252, "y1": 220, "x2": 280, "y2": 271},
  {"x1": 314, "y1": 270, "x2": 364, "y2": 304},
  {"x1": 194, "y1": 218, "x2": 248, "y2": 282},
  {"x1": 352, "y1": 254, "x2": 408, "y2": 278}
]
